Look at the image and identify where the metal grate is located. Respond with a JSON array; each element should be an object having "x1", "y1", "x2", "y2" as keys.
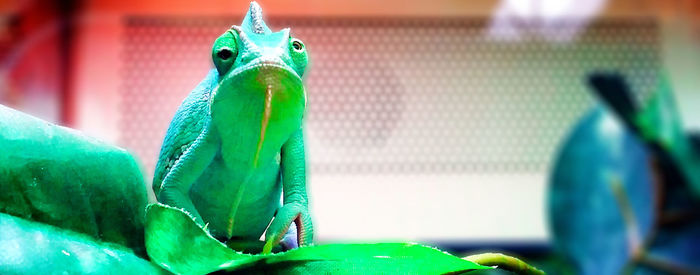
[{"x1": 120, "y1": 17, "x2": 659, "y2": 180}]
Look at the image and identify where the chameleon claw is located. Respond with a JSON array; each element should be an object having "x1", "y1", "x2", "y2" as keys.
[{"x1": 262, "y1": 238, "x2": 275, "y2": 254}]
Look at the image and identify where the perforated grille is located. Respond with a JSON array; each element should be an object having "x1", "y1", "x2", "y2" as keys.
[{"x1": 120, "y1": 17, "x2": 659, "y2": 179}]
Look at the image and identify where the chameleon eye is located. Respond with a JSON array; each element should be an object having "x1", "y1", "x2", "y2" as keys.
[
  {"x1": 288, "y1": 37, "x2": 308, "y2": 77},
  {"x1": 217, "y1": 48, "x2": 233, "y2": 60},
  {"x1": 212, "y1": 31, "x2": 238, "y2": 75},
  {"x1": 291, "y1": 39, "x2": 304, "y2": 52}
]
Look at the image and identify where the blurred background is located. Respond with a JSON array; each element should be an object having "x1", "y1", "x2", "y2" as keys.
[{"x1": 1, "y1": 0, "x2": 699, "y2": 269}]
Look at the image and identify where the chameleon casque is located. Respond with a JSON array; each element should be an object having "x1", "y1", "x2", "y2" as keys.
[{"x1": 152, "y1": 2, "x2": 312, "y2": 253}]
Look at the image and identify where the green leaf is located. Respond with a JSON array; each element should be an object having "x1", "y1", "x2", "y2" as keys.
[
  {"x1": 0, "y1": 104, "x2": 149, "y2": 256},
  {"x1": 0, "y1": 212, "x2": 165, "y2": 274},
  {"x1": 145, "y1": 203, "x2": 491, "y2": 274},
  {"x1": 145, "y1": 204, "x2": 252, "y2": 274},
  {"x1": 634, "y1": 73, "x2": 700, "y2": 196},
  {"x1": 228, "y1": 242, "x2": 492, "y2": 274}
]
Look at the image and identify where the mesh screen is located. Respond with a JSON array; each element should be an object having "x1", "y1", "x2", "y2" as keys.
[{"x1": 121, "y1": 17, "x2": 659, "y2": 180}]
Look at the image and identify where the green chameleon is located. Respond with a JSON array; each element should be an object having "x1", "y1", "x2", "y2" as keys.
[{"x1": 152, "y1": 1, "x2": 312, "y2": 254}]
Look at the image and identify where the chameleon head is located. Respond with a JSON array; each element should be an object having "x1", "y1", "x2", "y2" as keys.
[{"x1": 209, "y1": 1, "x2": 308, "y2": 167}]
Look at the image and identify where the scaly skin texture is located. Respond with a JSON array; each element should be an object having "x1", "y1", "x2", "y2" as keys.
[{"x1": 152, "y1": 1, "x2": 312, "y2": 254}]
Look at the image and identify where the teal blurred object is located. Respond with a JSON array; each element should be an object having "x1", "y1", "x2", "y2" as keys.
[
  {"x1": 589, "y1": 73, "x2": 700, "y2": 198},
  {"x1": 0, "y1": 104, "x2": 149, "y2": 256},
  {"x1": 549, "y1": 107, "x2": 656, "y2": 275},
  {"x1": 589, "y1": 73, "x2": 700, "y2": 273},
  {"x1": 549, "y1": 72, "x2": 700, "y2": 274}
]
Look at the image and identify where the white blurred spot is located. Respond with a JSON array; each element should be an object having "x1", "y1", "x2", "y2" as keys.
[
  {"x1": 488, "y1": 0, "x2": 608, "y2": 42},
  {"x1": 103, "y1": 248, "x2": 118, "y2": 258},
  {"x1": 599, "y1": 111, "x2": 623, "y2": 156}
]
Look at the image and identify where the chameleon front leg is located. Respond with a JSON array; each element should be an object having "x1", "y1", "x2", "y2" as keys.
[
  {"x1": 263, "y1": 129, "x2": 313, "y2": 253},
  {"x1": 157, "y1": 127, "x2": 218, "y2": 227}
]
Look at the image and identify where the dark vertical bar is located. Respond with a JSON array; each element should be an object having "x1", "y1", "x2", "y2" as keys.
[{"x1": 56, "y1": 0, "x2": 82, "y2": 126}]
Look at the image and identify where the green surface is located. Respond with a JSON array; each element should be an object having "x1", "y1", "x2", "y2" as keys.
[
  {"x1": 0, "y1": 104, "x2": 149, "y2": 256},
  {"x1": 0, "y1": 212, "x2": 165, "y2": 274},
  {"x1": 145, "y1": 203, "x2": 491, "y2": 274}
]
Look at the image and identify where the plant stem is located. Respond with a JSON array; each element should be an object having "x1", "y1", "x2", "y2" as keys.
[{"x1": 463, "y1": 253, "x2": 544, "y2": 275}]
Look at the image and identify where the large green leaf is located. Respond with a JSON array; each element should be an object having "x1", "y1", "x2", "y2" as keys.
[
  {"x1": 0, "y1": 212, "x2": 165, "y2": 274},
  {"x1": 145, "y1": 203, "x2": 491, "y2": 274},
  {"x1": 0, "y1": 105, "x2": 149, "y2": 256}
]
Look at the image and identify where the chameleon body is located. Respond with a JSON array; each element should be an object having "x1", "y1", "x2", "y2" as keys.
[{"x1": 152, "y1": 2, "x2": 312, "y2": 253}]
